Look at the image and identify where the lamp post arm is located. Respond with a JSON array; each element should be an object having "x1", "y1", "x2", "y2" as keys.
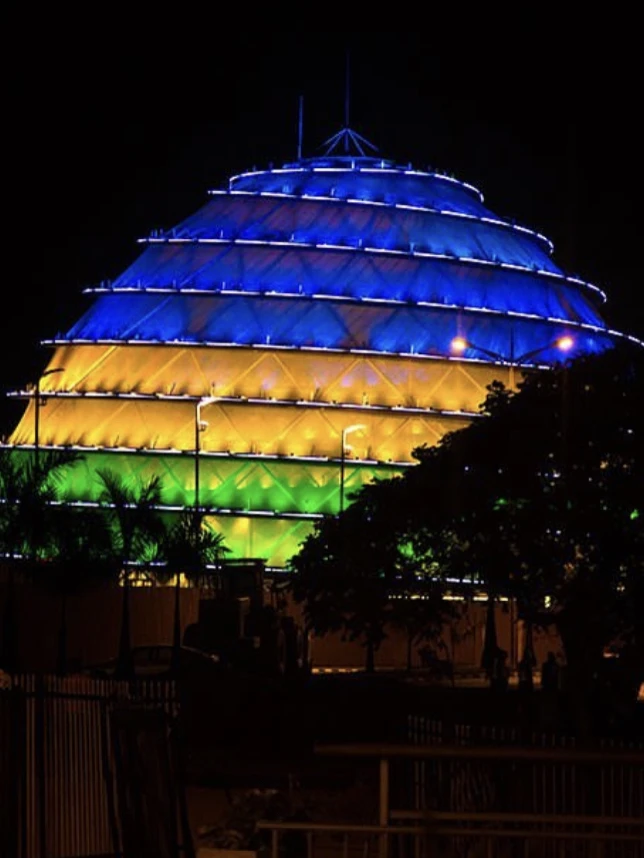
[
  {"x1": 339, "y1": 423, "x2": 366, "y2": 517},
  {"x1": 194, "y1": 396, "x2": 219, "y2": 516},
  {"x1": 472, "y1": 345, "x2": 510, "y2": 362},
  {"x1": 34, "y1": 378, "x2": 41, "y2": 465},
  {"x1": 515, "y1": 340, "x2": 570, "y2": 366},
  {"x1": 194, "y1": 403, "x2": 200, "y2": 513},
  {"x1": 33, "y1": 367, "x2": 64, "y2": 467},
  {"x1": 514, "y1": 347, "x2": 549, "y2": 365},
  {"x1": 451, "y1": 340, "x2": 507, "y2": 363}
]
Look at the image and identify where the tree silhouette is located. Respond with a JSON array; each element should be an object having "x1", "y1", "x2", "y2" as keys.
[
  {"x1": 405, "y1": 345, "x2": 643, "y2": 733},
  {"x1": 37, "y1": 504, "x2": 116, "y2": 675},
  {"x1": 289, "y1": 475, "x2": 455, "y2": 672},
  {"x1": 288, "y1": 342, "x2": 643, "y2": 732},
  {"x1": 155, "y1": 509, "x2": 229, "y2": 674},
  {"x1": 95, "y1": 468, "x2": 165, "y2": 679},
  {"x1": 0, "y1": 449, "x2": 83, "y2": 672}
]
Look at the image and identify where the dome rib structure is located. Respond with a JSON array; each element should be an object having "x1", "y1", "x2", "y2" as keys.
[{"x1": 5, "y1": 151, "x2": 640, "y2": 568}]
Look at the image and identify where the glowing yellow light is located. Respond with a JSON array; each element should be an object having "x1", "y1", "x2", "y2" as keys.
[
  {"x1": 450, "y1": 336, "x2": 468, "y2": 354},
  {"x1": 556, "y1": 336, "x2": 574, "y2": 352}
]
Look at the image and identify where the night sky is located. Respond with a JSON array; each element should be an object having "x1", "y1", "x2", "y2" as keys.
[{"x1": 4, "y1": 29, "x2": 641, "y2": 434}]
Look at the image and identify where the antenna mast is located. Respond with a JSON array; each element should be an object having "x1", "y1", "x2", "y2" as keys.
[
  {"x1": 297, "y1": 95, "x2": 304, "y2": 160},
  {"x1": 344, "y1": 51, "x2": 350, "y2": 153},
  {"x1": 321, "y1": 49, "x2": 379, "y2": 158}
]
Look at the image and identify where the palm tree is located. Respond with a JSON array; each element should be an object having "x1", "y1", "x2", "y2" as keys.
[
  {"x1": 39, "y1": 505, "x2": 117, "y2": 675},
  {"x1": 0, "y1": 448, "x2": 83, "y2": 672},
  {"x1": 155, "y1": 509, "x2": 229, "y2": 674},
  {"x1": 95, "y1": 468, "x2": 166, "y2": 679}
]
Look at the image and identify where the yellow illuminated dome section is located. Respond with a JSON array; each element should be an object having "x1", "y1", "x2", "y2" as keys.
[{"x1": 5, "y1": 151, "x2": 628, "y2": 567}]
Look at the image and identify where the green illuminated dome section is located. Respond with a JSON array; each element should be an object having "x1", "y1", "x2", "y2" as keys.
[{"x1": 6, "y1": 152, "x2": 635, "y2": 568}]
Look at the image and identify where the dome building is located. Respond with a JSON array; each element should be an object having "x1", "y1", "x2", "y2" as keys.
[{"x1": 5, "y1": 133, "x2": 637, "y2": 569}]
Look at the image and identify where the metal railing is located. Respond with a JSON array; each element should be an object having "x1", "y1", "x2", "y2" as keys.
[
  {"x1": 1, "y1": 673, "x2": 177, "y2": 858},
  {"x1": 258, "y1": 742, "x2": 644, "y2": 858}
]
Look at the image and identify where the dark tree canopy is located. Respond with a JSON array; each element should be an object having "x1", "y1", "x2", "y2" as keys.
[{"x1": 288, "y1": 342, "x2": 644, "y2": 717}]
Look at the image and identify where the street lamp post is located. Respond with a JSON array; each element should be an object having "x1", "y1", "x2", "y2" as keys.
[
  {"x1": 450, "y1": 334, "x2": 574, "y2": 389},
  {"x1": 339, "y1": 424, "x2": 366, "y2": 516},
  {"x1": 194, "y1": 396, "x2": 219, "y2": 515},
  {"x1": 34, "y1": 367, "x2": 64, "y2": 469},
  {"x1": 450, "y1": 334, "x2": 574, "y2": 682}
]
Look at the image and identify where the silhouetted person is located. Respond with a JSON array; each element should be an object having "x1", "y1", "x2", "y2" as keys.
[
  {"x1": 491, "y1": 648, "x2": 509, "y2": 691},
  {"x1": 541, "y1": 651, "x2": 559, "y2": 692},
  {"x1": 518, "y1": 654, "x2": 534, "y2": 691}
]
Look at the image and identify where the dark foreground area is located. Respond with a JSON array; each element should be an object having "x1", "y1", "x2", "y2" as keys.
[
  {"x1": 182, "y1": 671, "x2": 644, "y2": 856},
  {"x1": 4, "y1": 669, "x2": 642, "y2": 857},
  {"x1": 181, "y1": 670, "x2": 644, "y2": 789}
]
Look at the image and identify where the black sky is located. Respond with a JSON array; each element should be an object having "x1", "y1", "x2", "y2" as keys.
[{"x1": 4, "y1": 28, "x2": 641, "y2": 433}]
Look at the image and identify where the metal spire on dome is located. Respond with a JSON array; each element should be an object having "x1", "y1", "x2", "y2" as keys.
[
  {"x1": 321, "y1": 50, "x2": 378, "y2": 157},
  {"x1": 297, "y1": 94, "x2": 304, "y2": 160}
]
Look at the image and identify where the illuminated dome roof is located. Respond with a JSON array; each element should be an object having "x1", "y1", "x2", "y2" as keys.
[{"x1": 6, "y1": 145, "x2": 638, "y2": 568}]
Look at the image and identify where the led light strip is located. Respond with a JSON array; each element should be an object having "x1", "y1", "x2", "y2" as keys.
[
  {"x1": 205, "y1": 189, "x2": 555, "y2": 255},
  {"x1": 7, "y1": 389, "x2": 481, "y2": 420},
  {"x1": 228, "y1": 164, "x2": 484, "y2": 201},
  {"x1": 44, "y1": 497, "x2": 328, "y2": 520},
  {"x1": 0, "y1": 441, "x2": 414, "y2": 470},
  {"x1": 71, "y1": 289, "x2": 637, "y2": 347},
  {"x1": 130, "y1": 235, "x2": 605, "y2": 302}
]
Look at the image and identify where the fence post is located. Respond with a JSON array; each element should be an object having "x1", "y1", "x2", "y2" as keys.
[
  {"x1": 34, "y1": 674, "x2": 46, "y2": 858},
  {"x1": 379, "y1": 756, "x2": 389, "y2": 858},
  {"x1": 19, "y1": 683, "x2": 28, "y2": 858},
  {"x1": 99, "y1": 697, "x2": 122, "y2": 856}
]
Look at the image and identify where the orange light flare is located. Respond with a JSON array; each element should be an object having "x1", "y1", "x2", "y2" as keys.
[
  {"x1": 556, "y1": 335, "x2": 574, "y2": 353},
  {"x1": 450, "y1": 336, "x2": 468, "y2": 355}
]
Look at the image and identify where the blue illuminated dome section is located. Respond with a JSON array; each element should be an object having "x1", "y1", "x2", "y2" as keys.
[
  {"x1": 65, "y1": 293, "x2": 615, "y2": 366},
  {"x1": 230, "y1": 156, "x2": 491, "y2": 215},
  {"x1": 19, "y1": 146, "x2": 641, "y2": 569},
  {"x1": 68, "y1": 154, "x2": 616, "y2": 366}
]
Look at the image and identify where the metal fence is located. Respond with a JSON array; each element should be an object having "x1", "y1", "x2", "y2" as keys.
[
  {"x1": 406, "y1": 715, "x2": 644, "y2": 822},
  {"x1": 0, "y1": 673, "x2": 177, "y2": 858},
  {"x1": 260, "y1": 741, "x2": 644, "y2": 858},
  {"x1": 257, "y1": 723, "x2": 644, "y2": 858}
]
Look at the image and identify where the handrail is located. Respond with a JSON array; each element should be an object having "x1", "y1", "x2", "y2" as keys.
[
  {"x1": 256, "y1": 819, "x2": 644, "y2": 842},
  {"x1": 390, "y1": 809, "x2": 644, "y2": 826},
  {"x1": 314, "y1": 741, "x2": 644, "y2": 764},
  {"x1": 281, "y1": 741, "x2": 644, "y2": 857}
]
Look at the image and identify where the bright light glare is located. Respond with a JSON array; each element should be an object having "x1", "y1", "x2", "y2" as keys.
[
  {"x1": 451, "y1": 336, "x2": 468, "y2": 354},
  {"x1": 556, "y1": 336, "x2": 574, "y2": 352}
]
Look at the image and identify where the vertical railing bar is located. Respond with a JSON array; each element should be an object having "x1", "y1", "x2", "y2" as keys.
[
  {"x1": 53, "y1": 676, "x2": 59, "y2": 858},
  {"x1": 59, "y1": 676, "x2": 65, "y2": 858},
  {"x1": 379, "y1": 757, "x2": 389, "y2": 858},
  {"x1": 19, "y1": 681, "x2": 28, "y2": 858},
  {"x1": 35, "y1": 673, "x2": 47, "y2": 858},
  {"x1": 77, "y1": 679, "x2": 85, "y2": 856},
  {"x1": 67, "y1": 678, "x2": 73, "y2": 858},
  {"x1": 84, "y1": 681, "x2": 94, "y2": 853},
  {"x1": 61, "y1": 677, "x2": 67, "y2": 858},
  {"x1": 93, "y1": 682, "x2": 103, "y2": 853},
  {"x1": 68, "y1": 679, "x2": 74, "y2": 857},
  {"x1": 99, "y1": 695, "x2": 120, "y2": 857},
  {"x1": 56, "y1": 676, "x2": 62, "y2": 858},
  {"x1": 27, "y1": 676, "x2": 36, "y2": 858}
]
